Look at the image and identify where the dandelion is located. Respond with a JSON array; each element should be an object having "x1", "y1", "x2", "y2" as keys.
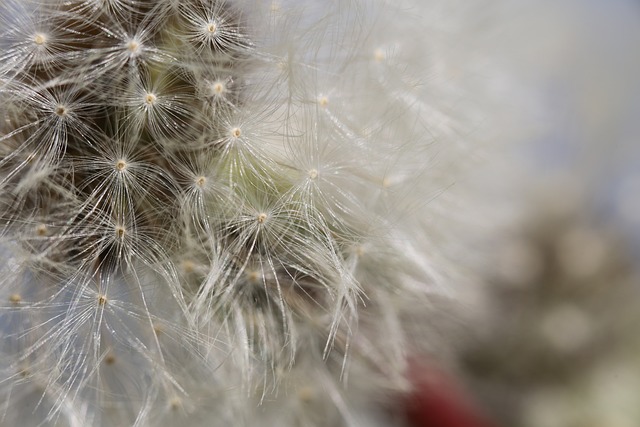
[
  {"x1": 117, "y1": 70, "x2": 199, "y2": 141},
  {"x1": 0, "y1": 0, "x2": 547, "y2": 426},
  {"x1": 0, "y1": 1, "x2": 91, "y2": 79},
  {"x1": 173, "y1": 0, "x2": 253, "y2": 57}
]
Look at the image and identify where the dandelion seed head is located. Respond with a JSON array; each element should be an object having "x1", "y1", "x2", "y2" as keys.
[{"x1": 0, "y1": 0, "x2": 518, "y2": 423}]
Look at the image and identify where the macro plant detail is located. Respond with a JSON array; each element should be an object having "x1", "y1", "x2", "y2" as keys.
[{"x1": 5, "y1": 0, "x2": 621, "y2": 425}]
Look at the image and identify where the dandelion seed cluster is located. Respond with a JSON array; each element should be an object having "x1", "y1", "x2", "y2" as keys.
[{"x1": 0, "y1": 0, "x2": 499, "y2": 425}]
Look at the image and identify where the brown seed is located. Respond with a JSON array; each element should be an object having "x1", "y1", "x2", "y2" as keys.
[
  {"x1": 298, "y1": 386, "x2": 315, "y2": 403},
  {"x1": 144, "y1": 93, "x2": 157, "y2": 105},
  {"x1": 36, "y1": 224, "x2": 48, "y2": 236},
  {"x1": 246, "y1": 270, "x2": 260, "y2": 283},
  {"x1": 33, "y1": 33, "x2": 46, "y2": 45},
  {"x1": 181, "y1": 260, "x2": 195, "y2": 273},
  {"x1": 212, "y1": 82, "x2": 224, "y2": 94},
  {"x1": 115, "y1": 226, "x2": 126, "y2": 239},
  {"x1": 169, "y1": 397, "x2": 182, "y2": 411},
  {"x1": 126, "y1": 40, "x2": 140, "y2": 53},
  {"x1": 54, "y1": 105, "x2": 67, "y2": 117},
  {"x1": 115, "y1": 160, "x2": 127, "y2": 171}
]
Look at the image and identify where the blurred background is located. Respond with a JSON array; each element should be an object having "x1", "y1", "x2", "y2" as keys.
[{"x1": 450, "y1": 1, "x2": 640, "y2": 426}]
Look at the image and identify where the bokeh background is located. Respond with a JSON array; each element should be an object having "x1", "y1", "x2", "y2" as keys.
[{"x1": 453, "y1": 1, "x2": 640, "y2": 426}]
